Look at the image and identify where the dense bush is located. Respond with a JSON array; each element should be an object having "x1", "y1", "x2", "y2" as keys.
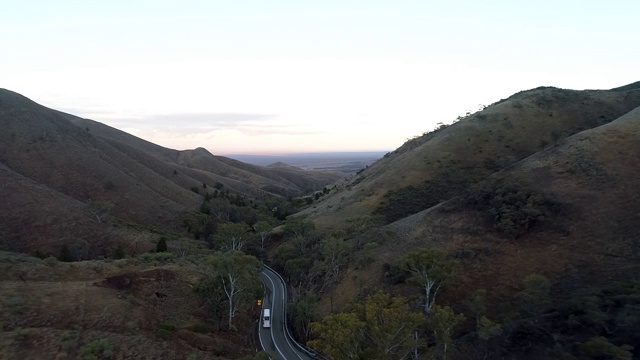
[
  {"x1": 155, "y1": 321, "x2": 177, "y2": 340},
  {"x1": 156, "y1": 238, "x2": 168, "y2": 252},
  {"x1": 79, "y1": 338, "x2": 114, "y2": 359},
  {"x1": 376, "y1": 168, "x2": 482, "y2": 223},
  {"x1": 465, "y1": 181, "x2": 565, "y2": 239}
]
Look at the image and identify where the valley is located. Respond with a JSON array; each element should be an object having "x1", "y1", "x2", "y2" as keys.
[
  {"x1": 227, "y1": 152, "x2": 388, "y2": 174},
  {"x1": 2, "y1": 82, "x2": 640, "y2": 359}
]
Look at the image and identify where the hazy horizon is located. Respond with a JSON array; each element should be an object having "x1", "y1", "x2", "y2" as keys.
[
  {"x1": 3, "y1": 1, "x2": 638, "y2": 154},
  {"x1": 220, "y1": 150, "x2": 389, "y2": 156}
]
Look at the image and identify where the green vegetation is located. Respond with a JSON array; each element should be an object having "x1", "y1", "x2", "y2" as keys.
[
  {"x1": 8, "y1": 327, "x2": 36, "y2": 343},
  {"x1": 188, "y1": 321, "x2": 215, "y2": 334},
  {"x1": 78, "y1": 338, "x2": 114, "y2": 360},
  {"x1": 4, "y1": 83, "x2": 640, "y2": 359},
  {"x1": 376, "y1": 168, "x2": 485, "y2": 223},
  {"x1": 465, "y1": 179, "x2": 565, "y2": 238},
  {"x1": 308, "y1": 312, "x2": 364, "y2": 359},
  {"x1": 58, "y1": 330, "x2": 78, "y2": 351},
  {"x1": 253, "y1": 220, "x2": 272, "y2": 249},
  {"x1": 211, "y1": 223, "x2": 253, "y2": 251},
  {"x1": 155, "y1": 321, "x2": 177, "y2": 340},
  {"x1": 401, "y1": 249, "x2": 460, "y2": 313},
  {"x1": 288, "y1": 294, "x2": 318, "y2": 343},
  {"x1": 308, "y1": 291, "x2": 468, "y2": 360},
  {"x1": 59, "y1": 243, "x2": 73, "y2": 262},
  {"x1": 156, "y1": 237, "x2": 168, "y2": 252},
  {"x1": 427, "y1": 305, "x2": 466, "y2": 360},
  {"x1": 581, "y1": 336, "x2": 633, "y2": 359},
  {"x1": 194, "y1": 250, "x2": 262, "y2": 330}
]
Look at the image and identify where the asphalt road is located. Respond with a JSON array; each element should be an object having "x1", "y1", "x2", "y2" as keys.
[{"x1": 258, "y1": 266, "x2": 315, "y2": 360}]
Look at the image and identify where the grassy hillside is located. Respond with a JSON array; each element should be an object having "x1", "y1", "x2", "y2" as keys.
[
  {"x1": 0, "y1": 250, "x2": 259, "y2": 360},
  {"x1": 4, "y1": 81, "x2": 640, "y2": 359},
  {"x1": 0, "y1": 88, "x2": 343, "y2": 359},
  {"x1": 0, "y1": 88, "x2": 341, "y2": 256},
  {"x1": 301, "y1": 85, "x2": 640, "y2": 232},
  {"x1": 278, "y1": 83, "x2": 640, "y2": 359}
]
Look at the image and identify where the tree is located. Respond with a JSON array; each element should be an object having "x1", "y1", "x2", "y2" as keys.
[
  {"x1": 427, "y1": 305, "x2": 466, "y2": 360},
  {"x1": 156, "y1": 238, "x2": 168, "y2": 252},
  {"x1": 580, "y1": 336, "x2": 633, "y2": 360},
  {"x1": 283, "y1": 217, "x2": 315, "y2": 238},
  {"x1": 88, "y1": 200, "x2": 113, "y2": 223},
  {"x1": 517, "y1": 274, "x2": 551, "y2": 324},
  {"x1": 213, "y1": 223, "x2": 252, "y2": 251},
  {"x1": 193, "y1": 278, "x2": 227, "y2": 329},
  {"x1": 315, "y1": 237, "x2": 351, "y2": 293},
  {"x1": 356, "y1": 291, "x2": 425, "y2": 360},
  {"x1": 469, "y1": 289, "x2": 502, "y2": 340},
  {"x1": 288, "y1": 294, "x2": 318, "y2": 343},
  {"x1": 205, "y1": 250, "x2": 262, "y2": 330},
  {"x1": 308, "y1": 312, "x2": 365, "y2": 360},
  {"x1": 401, "y1": 249, "x2": 459, "y2": 313},
  {"x1": 59, "y1": 243, "x2": 73, "y2": 262},
  {"x1": 253, "y1": 221, "x2": 272, "y2": 249},
  {"x1": 309, "y1": 292, "x2": 425, "y2": 360},
  {"x1": 320, "y1": 237, "x2": 350, "y2": 282}
]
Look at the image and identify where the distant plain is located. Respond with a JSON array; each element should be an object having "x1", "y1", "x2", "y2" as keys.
[{"x1": 226, "y1": 151, "x2": 388, "y2": 174}]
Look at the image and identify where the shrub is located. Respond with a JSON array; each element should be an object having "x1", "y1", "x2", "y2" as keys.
[
  {"x1": 59, "y1": 244, "x2": 74, "y2": 262},
  {"x1": 155, "y1": 321, "x2": 177, "y2": 340},
  {"x1": 138, "y1": 252, "x2": 176, "y2": 264},
  {"x1": 466, "y1": 181, "x2": 564, "y2": 239},
  {"x1": 114, "y1": 246, "x2": 125, "y2": 259},
  {"x1": 156, "y1": 238, "x2": 168, "y2": 253},
  {"x1": 79, "y1": 338, "x2": 114, "y2": 359},
  {"x1": 189, "y1": 321, "x2": 215, "y2": 334},
  {"x1": 59, "y1": 330, "x2": 78, "y2": 351},
  {"x1": 43, "y1": 256, "x2": 58, "y2": 266},
  {"x1": 9, "y1": 328, "x2": 36, "y2": 342},
  {"x1": 3, "y1": 294, "x2": 26, "y2": 314},
  {"x1": 581, "y1": 336, "x2": 633, "y2": 359}
]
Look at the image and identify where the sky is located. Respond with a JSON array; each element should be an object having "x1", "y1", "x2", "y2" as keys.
[{"x1": 2, "y1": 1, "x2": 638, "y2": 155}]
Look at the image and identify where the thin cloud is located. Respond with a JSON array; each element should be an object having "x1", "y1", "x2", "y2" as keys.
[
  {"x1": 56, "y1": 107, "x2": 326, "y2": 138},
  {"x1": 146, "y1": 113, "x2": 276, "y2": 127}
]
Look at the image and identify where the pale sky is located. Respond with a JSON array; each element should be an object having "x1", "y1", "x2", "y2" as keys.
[{"x1": 2, "y1": 1, "x2": 638, "y2": 154}]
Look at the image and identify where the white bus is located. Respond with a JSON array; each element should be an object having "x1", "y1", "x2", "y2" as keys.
[{"x1": 262, "y1": 308, "x2": 271, "y2": 328}]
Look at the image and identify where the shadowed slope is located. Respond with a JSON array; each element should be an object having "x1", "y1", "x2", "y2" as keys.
[{"x1": 0, "y1": 89, "x2": 341, "y2": 255}]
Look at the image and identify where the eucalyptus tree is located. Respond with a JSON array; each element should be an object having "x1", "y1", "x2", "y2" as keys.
[
  {"x1": 205, "y1": 250, "x2": 262, "y2": 330},
  {"x1": 213, "y1": 223, "x2": 252, "y2": 251},
  {"x1": 253, "y1": 220, "x2": 272, "y2": 249},
  {"x1": 355, "y1": 291, "x2": 425, "y2": 360},
  {"x1": 401, "y1": 249, "x2": 460, "y2": 314},
  {"x1": 308, "y1": 312, "x2": 365, "y2": 360}
]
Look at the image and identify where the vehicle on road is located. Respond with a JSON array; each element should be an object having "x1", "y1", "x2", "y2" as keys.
[{"x1": 262, "y1": 308, "x2": 271, "y2": 328}]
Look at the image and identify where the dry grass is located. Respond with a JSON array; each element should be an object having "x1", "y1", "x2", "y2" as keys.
[
  {"x1": 308, "y1": 85, "x2": 640, "y2": 321},
  {"x1": 0, "y1": 251, "x2": 257, "y2": 359},
  {"x1": 0, "y1": 88, "x2": 340, "y2": 256},
  {"x1": 303, "y1": 86, "x2": 640, "y2": 231}
]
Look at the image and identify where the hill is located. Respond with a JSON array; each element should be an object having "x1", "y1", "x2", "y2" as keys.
[
  {"x1": 285, "y1": 82, "x2": 640, "y2": 359},
  {"x1": 302, "y1": 85, "x2": 640, "y2": 231},
  {"x1": 0, "y1": 88, "x2": 341, "y2": 256},
  {"x1": 0, "y1": 88, "x2": 343, "y2": 359}
]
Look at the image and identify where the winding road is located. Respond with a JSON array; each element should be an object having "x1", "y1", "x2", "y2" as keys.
[{"x1": 258, "y1": 266, "x2": 316, "y2": 360}]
